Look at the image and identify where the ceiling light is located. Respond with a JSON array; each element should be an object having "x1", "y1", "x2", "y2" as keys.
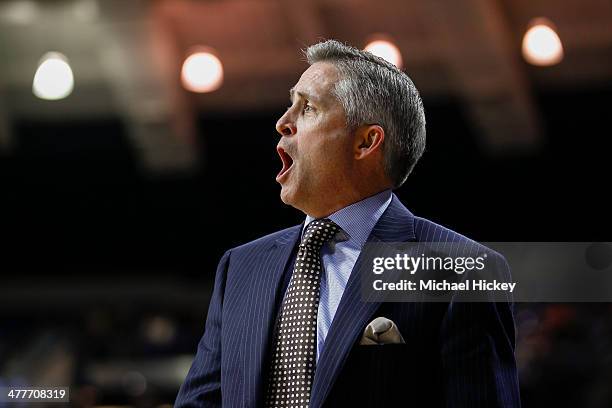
[
  {"x1": 181, "y1": 48, "x2": 224, "y2": 93},
  {"x1": 522, "y1": 18, "x2": 564, "y2": 66},
  {"x1": 32, "y1": 52, "x2": 74, "y2": 100},
  {"x1": 364, "y1": 38, "x2": 403, "y2": 68}
]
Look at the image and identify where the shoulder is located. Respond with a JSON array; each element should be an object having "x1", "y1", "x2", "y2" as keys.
[
  {"x1": 413, "y1": 215, "x2": 475, "y2": 244},
  {"x1": 412, "y1": 214, "x2": 505, "y2": 261},
  {"x1": 412, "y1": 215, "x2": 513, "y2": 302}
]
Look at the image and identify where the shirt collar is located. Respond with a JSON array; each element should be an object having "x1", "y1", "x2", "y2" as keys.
[{"x1": 302, "y1": 189, "x2": 392, "y2": 248}]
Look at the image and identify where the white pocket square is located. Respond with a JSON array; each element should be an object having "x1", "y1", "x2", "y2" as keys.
[{"x1": 359, "y1": 317, "x2": 406, "y2": 345}]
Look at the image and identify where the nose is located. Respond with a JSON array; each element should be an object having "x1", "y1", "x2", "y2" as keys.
[{"x1": 276, "y1": 112, "x2": 296, "y2": 137}]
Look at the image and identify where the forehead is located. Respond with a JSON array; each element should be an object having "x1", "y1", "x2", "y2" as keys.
[{"x1": 290, "y1": 62, "x2": 339, "y2": 103}]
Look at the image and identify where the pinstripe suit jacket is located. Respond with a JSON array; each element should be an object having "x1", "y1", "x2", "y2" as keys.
[{"x1": 176, "y1": 194, "x2": 521, "y2": 407}]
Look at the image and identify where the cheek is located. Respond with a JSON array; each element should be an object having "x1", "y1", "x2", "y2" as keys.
[
  {"x1": 295, "y1": 133, "x2": 320, "y2": 163},
  {"x1": 303, "y1": 142, "x2": 333, "y2": 170},
  {"x1": 296, "y1": 117, "x2": 349, "y2": 166},
  {"x1": 324, "y1": 131, "x2": 352, "y2": 162}
]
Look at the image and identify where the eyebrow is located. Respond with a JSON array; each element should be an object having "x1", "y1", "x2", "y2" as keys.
[{"x1": 289, "y1": 87, "x2": 318, "y2": 104}]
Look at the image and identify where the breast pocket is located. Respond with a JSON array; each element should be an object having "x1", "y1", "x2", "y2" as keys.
[
  {"x1": 327, "y1": 343, "x2": 412, "y2": 407},
  {"x1": 352, "y1": 343, "x2": 410, "y2": 379}
]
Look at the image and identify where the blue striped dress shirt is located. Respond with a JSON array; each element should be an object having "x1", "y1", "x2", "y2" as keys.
[{"x1": 300, "y1": 189, "x2": 393, "y2": 361}]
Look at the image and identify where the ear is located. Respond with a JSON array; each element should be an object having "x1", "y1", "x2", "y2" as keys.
[{"x1": 354, "y1": 124, "x2": 385, "y2": 160}]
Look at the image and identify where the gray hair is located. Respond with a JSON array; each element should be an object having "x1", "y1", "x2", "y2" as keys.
[{"x1": 305, "y1": 39, "x2": 426, "y2": 188}]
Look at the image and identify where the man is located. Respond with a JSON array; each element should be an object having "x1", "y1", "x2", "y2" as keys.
[{"x1": 176, "y1": 39, "x2": 520, "y2": 407}]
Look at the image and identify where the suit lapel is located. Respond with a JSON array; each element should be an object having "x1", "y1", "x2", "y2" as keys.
[
  {"x1": 310, "y1": 194, "x2": 416, "y2": 408},
  {"x1": 241, "y1": 225, "x2": 302, "y2": 407}
]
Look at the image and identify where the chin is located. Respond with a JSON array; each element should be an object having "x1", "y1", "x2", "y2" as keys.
[
  {"x1": 279, "y1": 185, "x2": 306, "y2": 212},
  {"x1": 279, "y1": 185, "x2": 294, "y2": 206}
]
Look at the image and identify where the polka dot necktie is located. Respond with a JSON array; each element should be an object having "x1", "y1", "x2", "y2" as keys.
[{"x1": 265, "y1": 219, "x2": 340, "y2": 408}]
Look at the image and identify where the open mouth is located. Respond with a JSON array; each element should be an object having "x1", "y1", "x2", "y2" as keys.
[{"x1": 276, "y1": 147, "x2": 294, "y2": 181}]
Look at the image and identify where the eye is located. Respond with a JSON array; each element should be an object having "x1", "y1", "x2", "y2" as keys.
[{"x1": 302, "y1": 101, "x2": 314, "y2": 114}]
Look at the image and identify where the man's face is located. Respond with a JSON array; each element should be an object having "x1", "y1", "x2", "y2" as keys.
[{"x1": 275, "y1": 62, "x2": 354, "y2": 215}]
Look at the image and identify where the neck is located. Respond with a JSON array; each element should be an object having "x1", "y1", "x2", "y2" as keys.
[{"x1": 304, "y1": 185, "x2": 390, "y2": 219}]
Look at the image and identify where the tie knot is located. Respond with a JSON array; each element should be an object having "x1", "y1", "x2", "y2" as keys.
[{"x1": 300, "y1": 219, "x2": 340, "y2": 249}]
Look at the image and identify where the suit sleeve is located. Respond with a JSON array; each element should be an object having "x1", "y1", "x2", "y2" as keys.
[
  {"x1": 439, "y1": 253, "x2": 521, "y2": 408},
  {"x1": 175, "y1": 250, "x2": 231, "y2": 408}
]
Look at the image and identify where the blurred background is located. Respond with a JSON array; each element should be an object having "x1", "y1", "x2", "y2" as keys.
[{"x1": 1, "y1": 0, "x2": 611, "y2": 406}]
